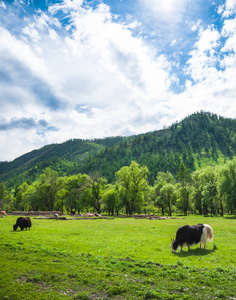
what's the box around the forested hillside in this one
[1,111,236,216]
[0,136,130,186]
[1,111,236,187]
[80,111,236,183]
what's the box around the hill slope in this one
[0,136,130,185]
[1,111,236,186]
[80,111,236,183]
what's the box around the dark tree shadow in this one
[223,216,236,219]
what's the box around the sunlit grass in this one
[1,215,236,299]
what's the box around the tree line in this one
[1,158,236,216]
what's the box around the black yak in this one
[171,224,213,252]
[13,217,32,231]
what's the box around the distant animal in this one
[54,213,59,220]
[171,224,213,253]
[0,211,7,216]
[13,217,32,231]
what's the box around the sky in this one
[0,0,236,161]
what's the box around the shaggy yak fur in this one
[13,217,32,231]
[171,224,213,252]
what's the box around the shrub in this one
[74,291,90,300]
[144,289,162,299]
[107,284,127,296]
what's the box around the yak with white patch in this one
[171,224,213,253]
[13,217,32,231]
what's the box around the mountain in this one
[80,111,236,183]
[1,111,236,187]
[0,136,131,185]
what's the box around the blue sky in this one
[0,0,236,161]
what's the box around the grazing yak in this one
[171,224,213,253]
[13,217,32,231]
[0,211,7,217]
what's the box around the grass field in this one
[0,215,236,299]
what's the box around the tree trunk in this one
[161,207,164,215]
[220,199,224,216]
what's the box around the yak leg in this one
[200,242,206,249]
[188,246,191,251]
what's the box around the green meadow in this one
[0,215,235,299]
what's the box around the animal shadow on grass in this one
[12,230,31,233]
[174,248,215,257]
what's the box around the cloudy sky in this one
[0,0,236,161]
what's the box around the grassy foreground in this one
[0,215,235,299]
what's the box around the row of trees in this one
[1,159,236,216]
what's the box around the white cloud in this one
[47,1,171,104]
[0,1,6,9]
[1,0,236,161]
[0,27,50,82]
[191,20,201,32]
[222,18,236,36]
[181,5,236,120]
[22,24,41,42]
[141,0,186,16]
[139,0,189,27]
[0,1,173,160]
[186,26,220,82]
[222,0,236,17]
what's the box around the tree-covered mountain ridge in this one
[1,111,236,186]
[0,136,130,184]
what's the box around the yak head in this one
[170,238,178,253]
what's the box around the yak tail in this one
[204,224,213,242]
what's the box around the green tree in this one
[219,159,236,213]
[116,161,149,215]
[54,177,67,212]
[143,186,157,215]
[23,185,38,211]
[36,168,59,211]
[65,174,87,214]
[159,183,176,216]
[0,182,13,212]
[191,170,203,214]
[200,167,218,215]
[15,182,29,210]
[85,173,107,214]
[176,186,191,215]
[154,171,174,215]
[102,185,121,216]
[176,160,189,186]
[192,167,218,215]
